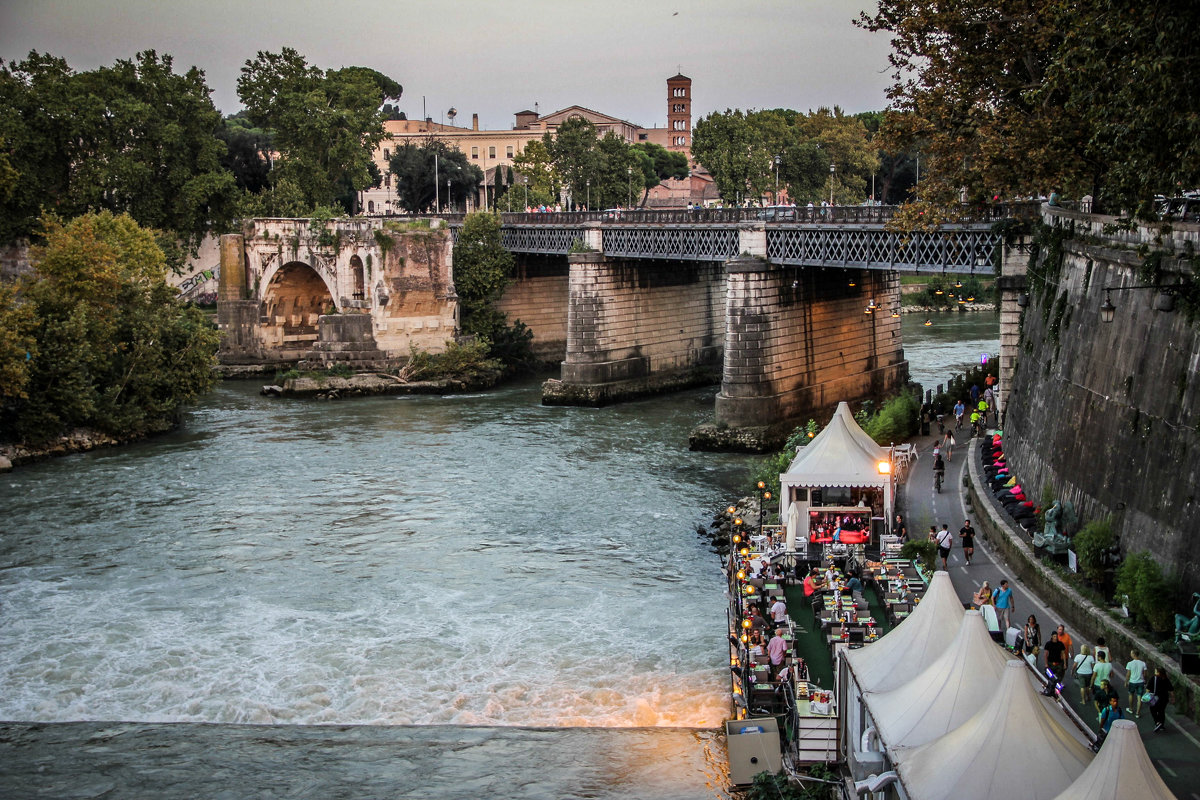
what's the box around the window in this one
[638,133,648,140]
[384,174,390,188]
[674,136,687,146]
[471,147,479,159]
[673,120,687,130]
[488,146,496,158]
[506,145,514,158]
[673,104,686,113]
[673,87,687,97]
[368,201,375,213]
[383,148,390,160]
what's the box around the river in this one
[0,312,996,798]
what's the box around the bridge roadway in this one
[441,203,1037,275]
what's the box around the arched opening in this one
[350,255,365,301]
[368,200,375,214]
[260,261,335,355]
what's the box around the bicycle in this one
[934,469,944,493]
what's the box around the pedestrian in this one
[993,579,1015,631]
[958,519,976,564]
[941,429,956,461]
[767,628,788,679]
[1125,649,1147,718]
[1023,614,1042,658]
[1148,665,1173,731]
[970,383,981,404]
[934,524,953,570]
[1054,624,1075,661]
[1094,636,1110,665]
[769,596,788,626]
[1043,630,1066,695]
[1091,651,1113,711]
[893,513,907,541]
[1073,644,1096,704]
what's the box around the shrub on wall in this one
[1116,551,1176,634]
[1072,517,1116,584]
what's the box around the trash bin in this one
[725,717,782,786]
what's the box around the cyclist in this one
[953,399,965,429]
[933,452,946,492]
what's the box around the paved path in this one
[900,425,1200,800]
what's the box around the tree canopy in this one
[237,48,402,214]
[388,140,483,214]
[0,212,219,444]
[631,142,690,206]
[691,108,879,205]
[0,50,238,246]
[859,0,1200,215]
[451,212,534,370]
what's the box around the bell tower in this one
[666,73,691,153]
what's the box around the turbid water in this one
[0,312,995,799]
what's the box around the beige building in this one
[361,75,697,214]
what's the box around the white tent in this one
[864,610,1011,748]
[843,571,964,694]
[892,661,1093,800]
[779,401,893,536]
[1051,719,1176,800]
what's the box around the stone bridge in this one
[212,206,1033,449]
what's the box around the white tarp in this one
[843,571,964,694]
[785,504,800,552]
[782,402,889,488]
[864,610,1011,748]
[1051,719,1176,800]
[892,661,1093,800]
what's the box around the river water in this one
[0,312,995,798]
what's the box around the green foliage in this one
[859,1,1200,215]
[691,107,879,205]
[903,275,991,308]
[745,768,837,800]
[862,390,920,444]
[1072,518,1116,584]
[749,420,820,492]
[510,140,560,208]
[1116,551,1176,633]
[1,212,219,444]
[901,539,939,573]
[388,139,482,213]
[0,50,238,245]
[451,212,533,370]
[238,48,401,214]
[630,141,689,205]
[405,339,503,383]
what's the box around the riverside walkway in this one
[901,426,1200,799]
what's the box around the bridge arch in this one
[259,261,337,355]
[349,254,365,300]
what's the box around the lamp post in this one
[627,165,633,208]
[773,155,781,204]
[434,152,439,214]
[756,480,773,537]
[586,178,590,211]
[829,162,836,206]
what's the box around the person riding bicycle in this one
[933,453,946,490]
[953,399,965,429]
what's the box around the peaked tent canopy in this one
[1051,719,1176,800]
[864,610,1012,748]
[783,401,888,486]
[892,661,1093,800]
[844,571,964,694]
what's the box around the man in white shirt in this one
[770,597,788,626]
[935,524,954,570]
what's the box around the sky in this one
[1,0,895,129]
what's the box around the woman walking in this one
[1023,615,1041,659]
[1091,651,1113,712]
[1148,665,1173,732]
[1073,645,1096,704]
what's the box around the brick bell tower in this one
[667,73,691,154]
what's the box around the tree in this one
[631,142,689,205]
[858,0,1200,215]
[0,50,239,246]
[510,139,560,208]
[237,48,402,214]
[594,131,640,209]
[544,117,599,208]
[388,140,482,214]
[218,112,272,194]
[1,212,219,444]
[451,212,533,370]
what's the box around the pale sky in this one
[1,0,894,129]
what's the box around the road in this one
[899,423,1200,799]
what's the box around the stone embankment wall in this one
[495,255,569,364]
[1005,206,1200,590]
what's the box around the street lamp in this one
[627,165,633,208]
[755,480,773,537]
[773,155,781,204]
[447,178,452,212]
[586,178,591,211]
[829,163,836,206]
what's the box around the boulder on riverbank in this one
[267,369,502,399]
[0,427,148,469]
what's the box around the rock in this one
[0,455,11,472]
[261,385,283,396]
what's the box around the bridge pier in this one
[691,257,908,452]
[541,252,726,406]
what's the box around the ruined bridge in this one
[215,205,1033,450]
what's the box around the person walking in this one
[1054,624,1075,661]
[1023,614,1042,658]
[958,519,976,565]
[1043,631,1066,695]
[934,524,953,570]
[1125,649,1147,717]
[767,628,789,680]
[941,429,956,462]
[993,579,1015,631]
[1148,665,1173,732]
[1073,645,1096,704]
[1091,651,1113,711]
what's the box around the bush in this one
[406,339,503,383]
[862,390,920,444]
[901,539,939,572]
[1072,517,1116,584]
[749,420,819,492]
[1116,551,1176,633]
